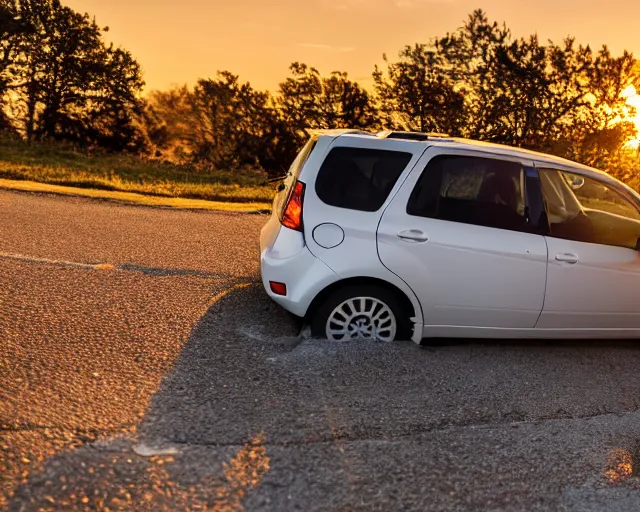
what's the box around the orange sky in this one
[64,0,640,93]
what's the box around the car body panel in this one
[260,224,339,318]
[377,146,549,334]
[537,227,640,330]
[299,134,428,341]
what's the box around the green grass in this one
[0,137,276,205]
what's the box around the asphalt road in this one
[2,189,640,511]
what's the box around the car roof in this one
[327,130,633,191]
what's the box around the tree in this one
[189,72,275,170]
[10,0,144,150]
[0,0,32,132]
[373,44,464,134]
[145,80,296,176]
[573,49,640,168]
[143,86,197,161]
[435,9,510,139]
[481,36,592,150]
[277,62,378,141]
[435,10,591,148]
[434,9,639,165]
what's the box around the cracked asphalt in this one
[2,189,640,511]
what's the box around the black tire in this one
[310,285,412,341]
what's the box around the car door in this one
[536,167,640,330]
[377,147,549,333]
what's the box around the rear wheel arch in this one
[306,277,418,339]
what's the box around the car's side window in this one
[315,147,413,212]
[539,168,640,250]
[407,155,529,232]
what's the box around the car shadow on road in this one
[9,283,640,511]
[133,285,640,508]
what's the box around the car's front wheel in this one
[311,285,410,342]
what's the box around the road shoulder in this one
[0,178,272,213]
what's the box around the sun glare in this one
[622,85,640,149]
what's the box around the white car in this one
[259,130,640,343]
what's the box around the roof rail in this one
[377,130,453,141]
[308,128,374,137]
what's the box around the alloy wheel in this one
[325,296,397,341]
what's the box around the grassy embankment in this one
[1,136,638,213]
[0,137,275,212]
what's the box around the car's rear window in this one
[315,147,412,212]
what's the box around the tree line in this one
[1,1,639,178]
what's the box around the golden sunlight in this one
[622,85,640,148]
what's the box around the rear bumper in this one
[260,225,338,318]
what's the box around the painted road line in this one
[0,252,116,271]
[0,252,259,281]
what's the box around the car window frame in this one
[405,153,549,235]
[537,166,640,250]
[313,145,415,213]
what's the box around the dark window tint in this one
[315,147,412,212]
[407,155,528,232]
[539,169,640,250]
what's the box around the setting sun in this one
[623,85,640,148]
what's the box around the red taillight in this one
[270,281,287,296]
[282,181,305,232]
